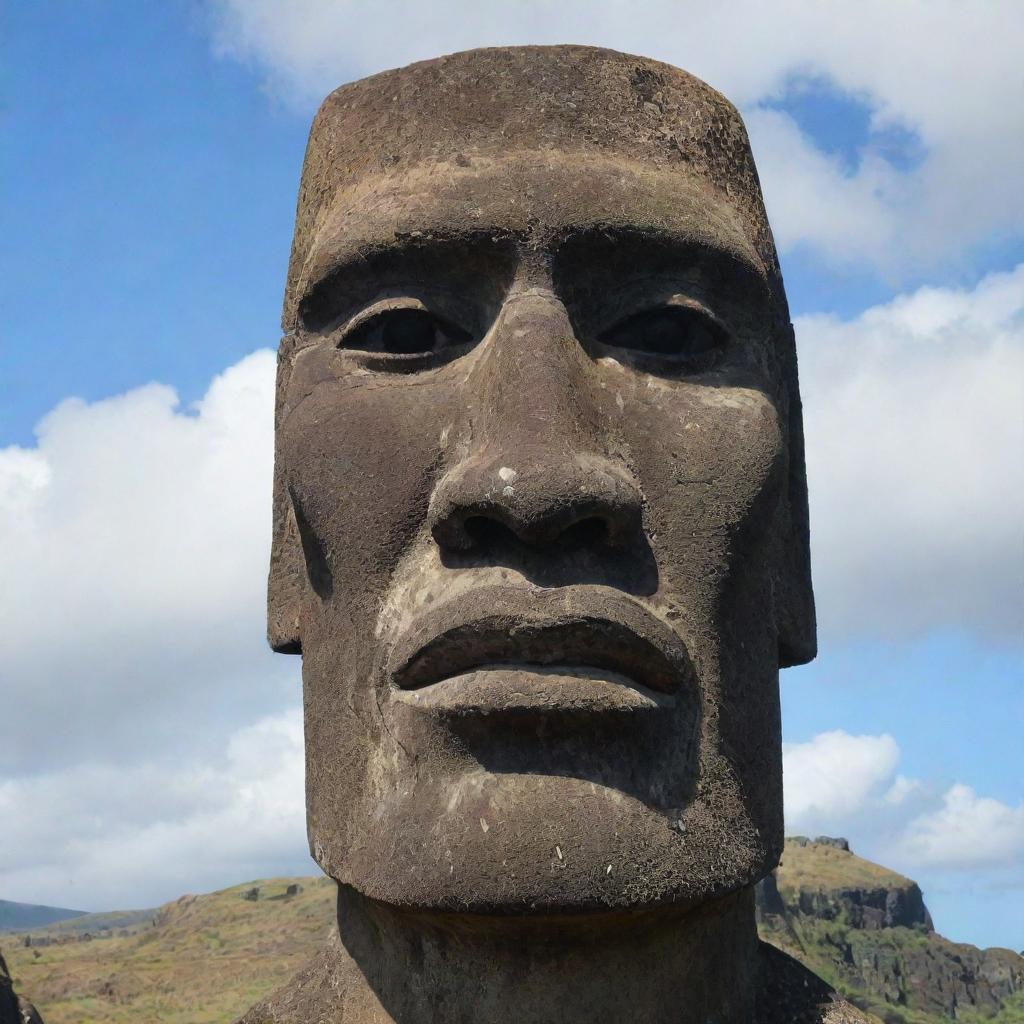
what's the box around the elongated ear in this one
[267,345,303,654]
[775,322,817,667]
[268,491,304,654]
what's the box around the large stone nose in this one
[428,290,643,552]
[429,450,643,551]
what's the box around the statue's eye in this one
[342,308,473,356]
[600,306,726,363]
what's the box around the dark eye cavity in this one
[600,305,726,363]
[342,308,473,356]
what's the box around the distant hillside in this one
[0,900,87,934]
[11,906,157,940]
[756,837,1024,1024]
[3,843,1021,1024]
[2,878,334,1024]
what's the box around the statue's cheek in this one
[282,378,457,587]
[626,383,786,545]
[697,387,787,519]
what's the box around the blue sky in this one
[3,3,303,443]
[2,2,1021,952]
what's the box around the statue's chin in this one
[312,771,773,916]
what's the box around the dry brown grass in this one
[776,840,912,895]
[3,877,334,1024]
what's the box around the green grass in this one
[3,877,335,1024]
[959,994,1024,1024]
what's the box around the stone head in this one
[268,45,815,917]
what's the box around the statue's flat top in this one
[281,44,782,332]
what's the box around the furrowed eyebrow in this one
[552,224,771,301]
[297,230,519,331]
[296,221,772,332]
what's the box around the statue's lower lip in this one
[390,664,676,713]
[386,592,693,698]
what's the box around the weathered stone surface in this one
[239,939,877,1024]
[757,944,882,1024]
[247,43,870,1023]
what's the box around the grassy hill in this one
[2,878,335,1024]
[3,842,1021,1024]
[10,907,157,941]
[0,900,88,934]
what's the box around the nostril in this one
[463,515,520,549]
[429,455,644,554]
[560,517,610,548]
[458,513,614,552]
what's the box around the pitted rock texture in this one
[259,40,825,1024]
[237,940,877,1024]
[280,44,787,334]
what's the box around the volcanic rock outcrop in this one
[757,838,1024,1022]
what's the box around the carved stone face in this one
[269,47,815,916]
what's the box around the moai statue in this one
[241,45,870,1024]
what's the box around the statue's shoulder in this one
[757,941,880,1024]
[235,946,346,1024]
[237,937,880,1024]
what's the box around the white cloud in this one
[884,776,922,807]
[895,785,1024,871]
[782,730,1023,946]
[206,0,1024,275]
[798,264,1024,643]
[0,709,308,910]
[742,107,899,268]
[0,349,298,773]
[784,732,1024,876]
[0,351,310,909]
[784,730,901,827]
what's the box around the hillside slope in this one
[0,902,87,935]
[3,843,1021,1024]
[3,879,334,1024]
[756,838,1024,1024]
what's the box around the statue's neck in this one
[328,884,762,1024]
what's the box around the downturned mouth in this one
[387,589,693,698]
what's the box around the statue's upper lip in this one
[386,586,692,697]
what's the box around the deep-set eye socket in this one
[326,292,728,375]
[339,304,474,358]
[598,304,728,366]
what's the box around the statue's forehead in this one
[282,47,781,330]
[290,150,767,327]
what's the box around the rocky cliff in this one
[756,838,1024,1023]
